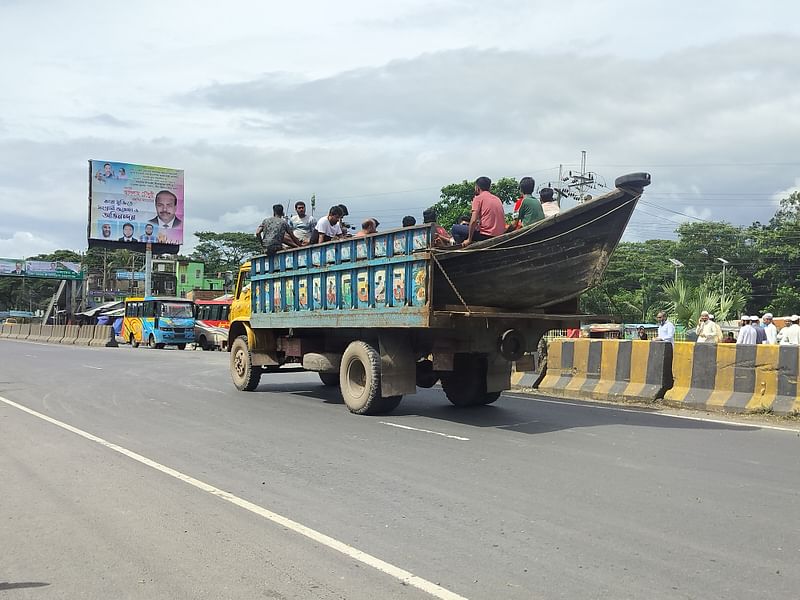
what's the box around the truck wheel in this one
[129,333,139,348]
[441,354,491,407]
[340,341,389,415]
[176,343,186,350]
[319,372,339,387]
[148,334,157,349]
[230,335,261,391]
[199,336,211,351]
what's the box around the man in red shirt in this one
[463,176,506,247]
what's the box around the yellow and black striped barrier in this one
[534,339,673,403]
[664,342,800,415]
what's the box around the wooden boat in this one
[431,172,651,311]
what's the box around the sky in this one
[1,0,799,259]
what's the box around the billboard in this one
[88,160,184,252]
[0,258,83,280]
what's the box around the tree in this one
[190,232,262,274]
[432,177,520,229]
[661,279,746,327]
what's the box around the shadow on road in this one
[0,582,50,590]
[253,376,760,434]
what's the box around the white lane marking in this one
[82,365,103,370]
[379,421,469,441]
[502,393,800,433]
[0,395,469,600]
[25,354,36,358]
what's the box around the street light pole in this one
[668,258,684,285]
[716,258,729,300]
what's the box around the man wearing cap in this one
[778,315,800,345]
[751,315,767,344]
[762,313,778,344]
[709,314,723,344]
[695,311,719,343]
[736,316,758,345]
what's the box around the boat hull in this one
[432,179,647,311]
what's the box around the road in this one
[1,340,799,599]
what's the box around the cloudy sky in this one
[1,0,799,258]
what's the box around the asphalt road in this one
[1,340,799,599]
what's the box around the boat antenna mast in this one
[554,150,599,205]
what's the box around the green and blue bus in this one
[122,296,195,349]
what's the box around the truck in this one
[226,173,651,414]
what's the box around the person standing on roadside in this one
[709,314,724,343]
[653,311,675,344]
[463,176,506,247]
[736,316,758,345]
[696,311,719,343]
[762,313,778,344]
[751,315,767,344]
[778,315,800,345]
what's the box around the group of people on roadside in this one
[642,311,800,346]
[256,176,561,255]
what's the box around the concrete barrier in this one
[27,324,41,341]
[0,324,10,338]
[60,325,80,345]
[511,353,543,388]
[664,342,800,416]
[535,339,673,403]
[90,325,118,347]
[75,325,95,346]
[47,325,66,344]
[7,324,22,339]
[33,324,53,342]
[18,323,31,340]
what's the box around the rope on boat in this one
[431,252,471,314]
[437,195,640,255]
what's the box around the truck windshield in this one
[160,302,193,318]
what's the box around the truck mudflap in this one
[379,333,417,397]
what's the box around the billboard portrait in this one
[0,258,83,280]
[88,160,184,251]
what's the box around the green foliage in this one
[190,231,262,274]
[661,279,746,327]
[433,177,520,229]
[764,285,800,316]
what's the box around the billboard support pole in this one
[145,243,153,297]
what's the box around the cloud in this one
[0,231,59,259]
[76,113,136,128]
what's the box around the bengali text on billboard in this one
[88,160,184,248]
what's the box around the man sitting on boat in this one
[462,176,506,247]
[506,176,544,232]
[539,187,560,218]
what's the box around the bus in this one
[122,296,195,349]
[194,298,231,351]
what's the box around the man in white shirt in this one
[695,311,719,343]
[309,206,344,244]
[653,311,675,344]
[762,313,778,344]
[736,316,757,345]
[779,315,800,345]
[289,201,317,243]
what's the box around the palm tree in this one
[661,280,745,327]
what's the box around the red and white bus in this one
[193,298,231,350]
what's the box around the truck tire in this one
[441,354,492,407]
[319,372,339,387]
[199,336,211,351]
[230,335,261,391]
[415,359,438,388]
[148,334,157,349]
[340,341,399,415]
[129,333,139,348]
[176,343,186,350]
